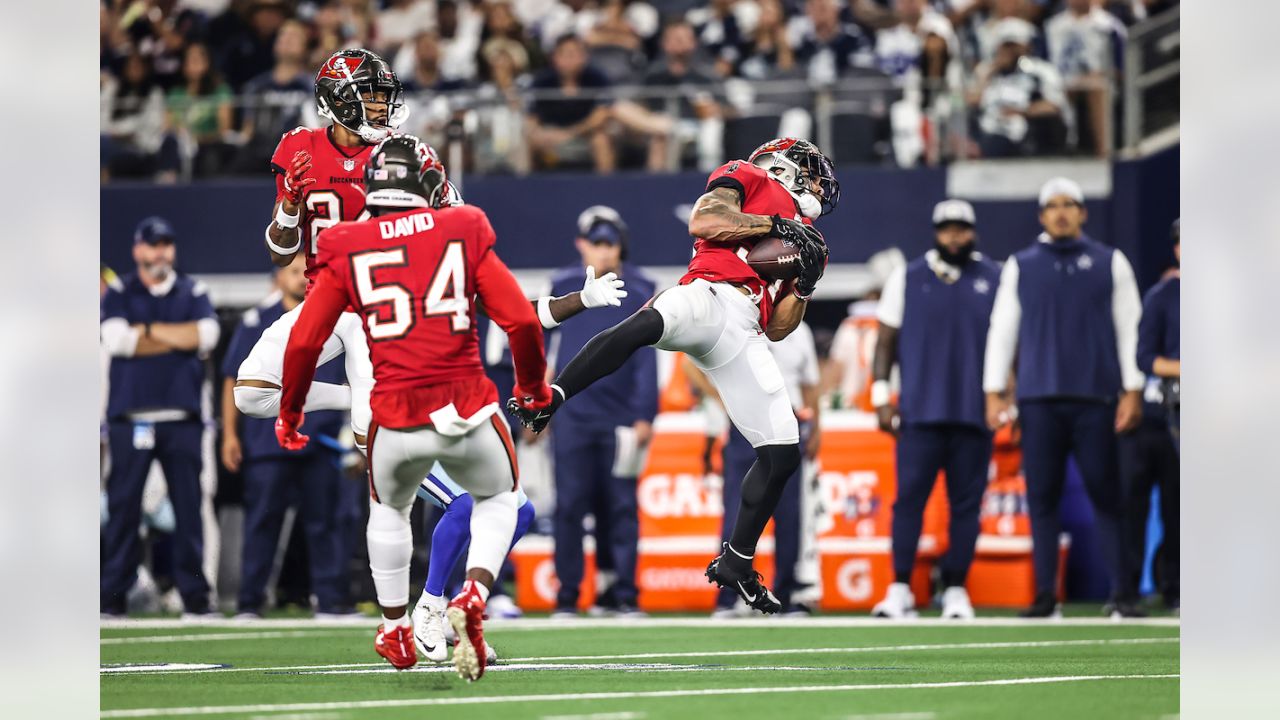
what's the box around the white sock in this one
[469,580,491,603]
[465,490,519,579]
[420,592,445,610]
[383,612,411,629]
[367,502,413,609]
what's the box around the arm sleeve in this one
[1111,250,1145,392]
[875,265,907,329]
[191,281,220,357]
[1136,288,1162,376]
[474,251,547,396]
[632,343,660,423]
[100,318,139,358]
[983,257,1022,393]
[279,268,349,422]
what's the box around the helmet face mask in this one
[364,135,448,211]
[315,49,409,144]
[748,138,841,217]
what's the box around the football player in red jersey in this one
[510,138,839,614]
[234,49,622,453]
[275,135,553,681]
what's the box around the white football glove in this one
[579,265,627,308]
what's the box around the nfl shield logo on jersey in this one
[343,159,356,171]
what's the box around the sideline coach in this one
[983,178,1145,618]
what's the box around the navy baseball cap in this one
[585,219,625,245]
[134,216,176,245]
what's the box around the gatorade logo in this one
[638,474,721,518]
[836,558,873,602]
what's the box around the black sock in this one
[555,307,664,400]
[727,444,801,563]
[894,571,912,585]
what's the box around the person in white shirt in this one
[1044,0,1126,156]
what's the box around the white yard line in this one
[99,673,1180,718]
[101,637,1177,675]
[101,631,356,646]
[101,615,1181,634]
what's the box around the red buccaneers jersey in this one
[279,205,548,430]
[271,126,373,293]
[680,160,810,327]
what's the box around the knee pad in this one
[233,384,280,419]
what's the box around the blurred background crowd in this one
[101,0,1178,182]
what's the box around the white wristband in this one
[265,224,302,256]
[870,380,892,408]
[274,204,300,229]
[537,296,560,329]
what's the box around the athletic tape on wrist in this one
[274,204,300,229]
[264,225,302,256]
[871,380,892,408]
[537,296,560,329]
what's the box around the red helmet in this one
[748,138,841,216]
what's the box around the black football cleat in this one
[505,390,562,433]
[705,543,781,615]
[1103,599,1149,619]
[1018,591,1062,619]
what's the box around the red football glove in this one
[511,382,552,411]
[282,150,316,204]
[275,413,310,451]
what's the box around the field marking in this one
[101,615,1181,637]
[273,662,821,677]
[99,673,1180,718]
[840,714,936,720]
[542,714,645,720]
[101,631,355,646]
[101,636,1177,676]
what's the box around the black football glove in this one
[793,235,828,300]
[769,214,824,248]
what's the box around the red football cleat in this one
[374,622,417,670]
[447,581,489,681]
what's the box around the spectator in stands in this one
[402,31,469,93]
[166,42,236,177]
[968,18,1067,157]
[869,200,1000,620]
[641,19,724,172]
[477,0,546,80]
[534,0,595,52]
[688,0,747,77]
[100,217,220,618]
[790,0,876,84]
[547,207,658,618]
[101,52,180,182]
[373,0,435,57]
[584,0,645,54]
[1045,0,1126,156]
[398,31,471,151]
[221,255,355,619]
[739,0,798,81]
[233,19,313,175]
[216,0,289,90]
[949,0,1030,67]
[1120,223,1179,612]
[984,177,1145,618]
[310,0,368,66]
[434,0,484,83]
[473,38,534,173]
[526,34,616,172]
[875,0,958,82]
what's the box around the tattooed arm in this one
[686,186,774,244]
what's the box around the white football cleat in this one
[871,582,918,619]
[940,586,976,620]
[485,641,498,665]
[412,593,449,663]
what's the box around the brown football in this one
[745,236,803,281]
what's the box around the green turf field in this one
[101,612,1179,719]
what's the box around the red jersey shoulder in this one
[436,205,497,254]
[706,160,769,198]
[270,126,321,175]
[312,221,368,269]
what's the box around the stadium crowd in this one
[101,0,1176,181]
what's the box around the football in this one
[745,236,803,281]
